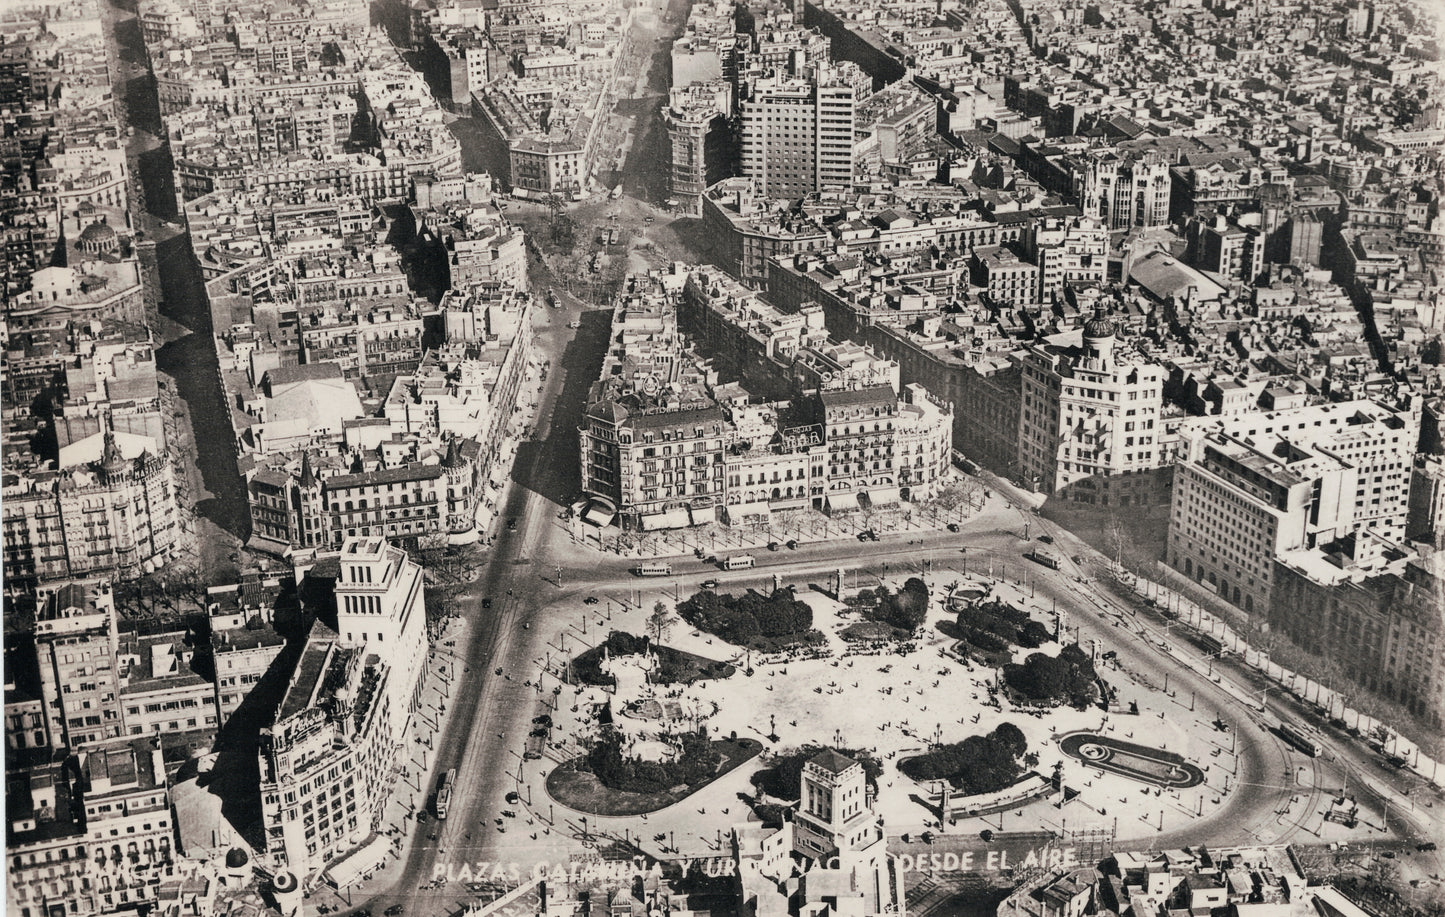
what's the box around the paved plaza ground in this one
[470,566,1360,873]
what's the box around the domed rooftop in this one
[225,848,250,869]
[1082,306,1115,340]
[78,220,118,244]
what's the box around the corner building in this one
[1017,311,1167,504]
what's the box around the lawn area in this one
[566,631,736,686]
[546,736,762,816]
[839,621,908,642]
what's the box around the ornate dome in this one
[1082,307,1115,340]
[77,219,120,255]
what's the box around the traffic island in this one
[1058,732,1204,788]
[544,735,762,816]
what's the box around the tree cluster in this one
[677,589,814,647]
[858,578,930,631]
[582,727,721,795]
[750,746,883,800]
[958,599,1053,652]
[1002,644,1100,708]
[570,631,732,686]
[897,722,1028,795]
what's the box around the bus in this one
[723,554,755,570]
[435,768,457,818]
[631,562,672,576]
[1279,722,1322,757]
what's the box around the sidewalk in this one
[565,472,1010,561]
[474,359,547,540]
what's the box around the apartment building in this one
[1017,311,1168,503]
[206,577,287,727]
[817,385,900,512]
[3,432,181,588]
[258,620,396,879]
[580,402,731,530]
[663,81,737,215]
[1166,398,1421,614]
[1074,149,1171,231]
[34,583,126,750]
[1021,213,1108,304]
[739,69,855,199]
[6,738,183,917]
[1273,538,1443,724]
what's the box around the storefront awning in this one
[640,508,692,530]
[325,834,390,889]
[866,486,903,507]
[583,504,615,527]
[723,502,771,525]
[689,504,718,525]
[825,492,859,513]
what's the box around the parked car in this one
[1037,534,1054,544]
[946,523,960,533]
[701,579,718,589]
[482,597,492,608]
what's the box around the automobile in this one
[979,829,995,842]
[865,530,879,541]
[767,542,779,551]
[1071,555,1083,565]
[946,523,960,533]
[1383,851,1397,859]
[786,539,797,549]
[701,579,718,589]
[583,596,599,605]
[1037,534,1054,544]
[1213,718,1229,731]
[857,532,870,542]
[1418,842,1437,852]
[386,906,405,916]
[482,598,492,609]
[507,518,518,531]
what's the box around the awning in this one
[325,834,390,889]
[866,486,903,507]
[825,492,859,513]
[688,505,718,525]
[723,502,771,525]
[583,505,615,527]
[640,508,691,530]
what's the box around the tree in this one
[649,601,673,644]
[898,723,1028,795]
